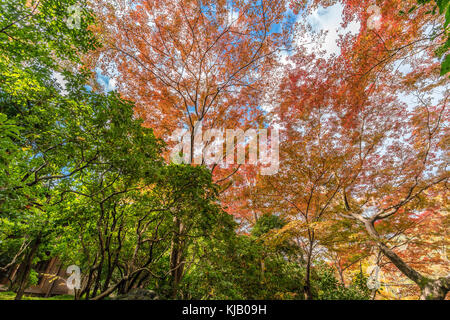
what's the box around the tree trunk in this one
[260,259,265,282]
[169,216,185,299]
[337,261,345,286]
[419,277,449,300]
[14,235,41,300]
[364,220,449,300]
[303,243,314,300]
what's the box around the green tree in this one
[413,0,450,75]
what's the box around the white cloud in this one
[295,3,360,58]
[263,3,360,112]
[52,72,68,96]
[108,78,117,91]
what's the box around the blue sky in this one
[92,2,362,95]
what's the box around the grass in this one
[0,291,74,300]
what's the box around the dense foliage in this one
[0,0,448,300]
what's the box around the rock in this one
[112,288,159,300]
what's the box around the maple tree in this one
[86,1,295,295]
[1,0,448,302]
[89,0,291,162]
[331,0,449,300]
[370,207,449,299]
[247,0,449,299]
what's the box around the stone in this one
[112,288,159,300]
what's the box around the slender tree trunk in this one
[336,261,345,286]
[304,244,314,300]
[90,258,104,298]
[79,266,96,300]
[14,235,41,300]
[260,259,265,282]
[169,216,185,299]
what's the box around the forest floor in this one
[0,291,74,300]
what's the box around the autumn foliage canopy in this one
[0,0,448,300]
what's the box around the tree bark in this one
[14,235,41,300]
[303,242,314,300]
[169,216,185,299]
[364,220,449,300]
[419,277,450,300]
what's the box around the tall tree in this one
[266,0,449,299]
[0,0,101,299]
[88,0,291,169]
